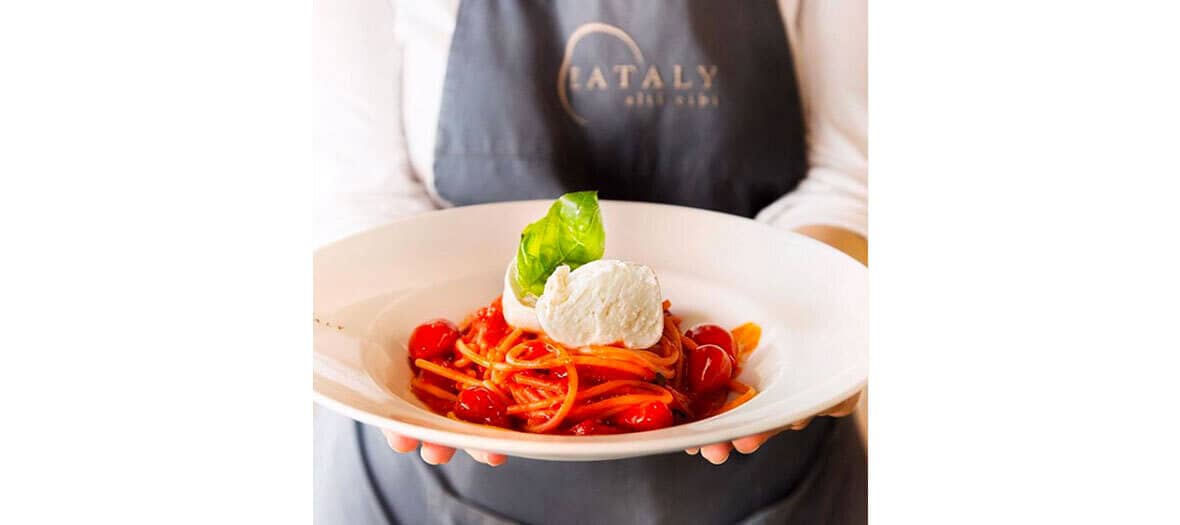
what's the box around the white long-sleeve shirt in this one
[314,0,867,246]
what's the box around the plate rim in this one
[315,199,864,267]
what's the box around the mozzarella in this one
[535,260,664,349]
[501,260,543,332]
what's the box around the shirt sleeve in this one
[314,0,438,247]
[757,0,868,239]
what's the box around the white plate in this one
[313,200,867,461]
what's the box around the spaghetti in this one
[407,296,761,435]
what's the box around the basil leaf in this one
[512,191,605,300]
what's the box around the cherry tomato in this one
[454,386,511,428]
[568,419,623,435]
[685,324,736,360]
[611,402,674,432]
[465,297,509,347]
[687,343,734,394]
[408,319,460,359]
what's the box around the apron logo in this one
[557,23,719,125]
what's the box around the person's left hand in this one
[683,390,862,464]
[380,430,507,467]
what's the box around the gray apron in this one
[315,411,864,525]
[316,1,865,523]
[432,0,808,216]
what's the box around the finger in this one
[465,449,490,465]
[465,449,507,467]
[684,447,700,455]
[822,391,863,418]
[732,431,776,454]
[382,430,420,454]
[483,453,507,467]
[700,443,733,465]
[419,443,457,465]
[788,417,814,431]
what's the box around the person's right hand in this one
[381,429,507,467]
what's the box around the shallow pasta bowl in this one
[313,200,867,461]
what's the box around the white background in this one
[2,1,1179,523]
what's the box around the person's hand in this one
[380,430,507,467]
[683,391,862,464]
